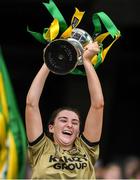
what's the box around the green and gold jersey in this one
[28,134,99,179]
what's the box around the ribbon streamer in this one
[43,0,67,32]
[27,26,47,44]
[43,19,59,41]
[92,12,120,38]
[61,8,85,39]
[90,12,121,70]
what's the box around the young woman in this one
[25,42,104,179]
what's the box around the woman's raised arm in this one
[25,63,50,143]
[83,42,104,143]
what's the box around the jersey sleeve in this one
[77,134,100,165]
[28,133,53,167]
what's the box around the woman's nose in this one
[67,122,72,128]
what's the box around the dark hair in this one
[46,106,81,140]
[48,106,81,125]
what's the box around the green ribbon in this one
[92,11,120,38]
[70,68,86,76]
[27,0,68,43]
[94,49,103,69]
[27,26,47,44]
[43,0,68,32]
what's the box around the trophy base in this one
[43,39,78,75]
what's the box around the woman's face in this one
[49,110,80,150]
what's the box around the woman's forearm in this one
[26,63,50,107]
[83,60,104,107]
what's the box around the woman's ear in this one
[48,124,54,133]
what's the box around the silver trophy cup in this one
[43,28,93,75]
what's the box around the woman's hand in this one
[83,42,100,62]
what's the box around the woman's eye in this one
[72,122,78,125]
[60,119,67,122]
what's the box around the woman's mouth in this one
[62,130,73,136]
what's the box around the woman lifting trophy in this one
[26,0,120,178]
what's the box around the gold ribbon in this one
[43,19,59,41]
[91,32,121,65]
[61,8,85,39]
[0,73,8,122]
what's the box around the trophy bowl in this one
[43,28,93,75]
